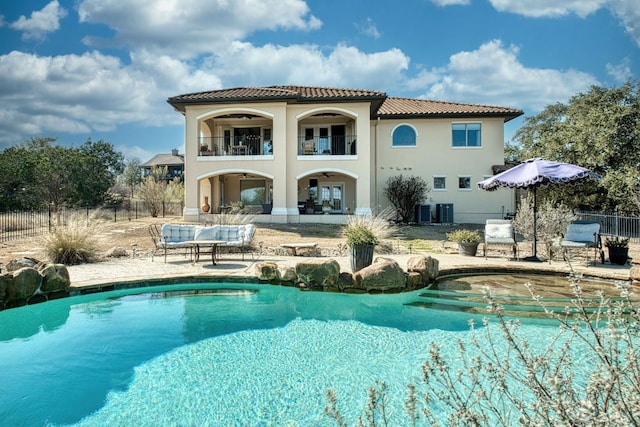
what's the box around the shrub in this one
[605,236,629,248]
[446,229,481,243]
[43,213,106,265]
[383,175,430,223]
[342,209,395,247]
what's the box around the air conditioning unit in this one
[435,203,454,223]
[414,204,432,224]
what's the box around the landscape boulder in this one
[631,264,640,284]
[255,262,280,281]
[39,264,71,293]
[6,257,40,272]
[278,266,298,284]
[354,257,406,292]
[407,255,439,285]
[0,258,71,310]
[6,267,42,305]
[295,259,340,290]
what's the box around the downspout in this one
[374,117,380,209]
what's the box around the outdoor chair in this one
[560,221,602,266]
[302,140,315,155]
[483,219,518,259]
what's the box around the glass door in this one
[320,184,343,212]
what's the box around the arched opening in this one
[198,109,274,157]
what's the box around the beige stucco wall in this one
[372,117,514,223]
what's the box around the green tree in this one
[512,81,640,211]
[0,137,124,210]
[383,175,430,223]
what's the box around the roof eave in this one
[377,111,524,122]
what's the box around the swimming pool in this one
[0,280,598,425]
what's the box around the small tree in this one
[513,195,577,257]
[136,166,167,217]
[383,175,430,223]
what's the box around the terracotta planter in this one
[350,244,375,272]
[457,242,479,257]
[201,196,210,213]
[608,247,629,265]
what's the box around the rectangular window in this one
[458,176,471,191]
[433,176,446,191]
[452,123,481,147]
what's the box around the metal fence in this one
[575,210,640,241]
[0,201,183,243]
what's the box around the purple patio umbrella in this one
[477,158,601,261]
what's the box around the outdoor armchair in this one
[560,221,602,266]
[483,219,518,259]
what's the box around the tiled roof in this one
[168,86,523,121]
[168,85,386,104]
[141,153,184,167]
[378,97,523,122]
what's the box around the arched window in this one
[392,125,416,147]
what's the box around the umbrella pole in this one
[533,187,538,257]
[523,187,543,262]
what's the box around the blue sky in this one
[0,0,638,163]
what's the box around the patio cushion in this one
[194,225,220,241]
[563,223,599,244]
[161,223,196,243]
[485,223,513,240]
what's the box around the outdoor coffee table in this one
[183,240,226,265]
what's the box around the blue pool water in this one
[0,282,564,426]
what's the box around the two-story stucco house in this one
[167,86,523,224]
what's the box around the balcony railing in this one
[197,134,358,157]
[199,136,272,157]
[298,135,357,156]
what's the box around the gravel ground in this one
[1,216,637,264]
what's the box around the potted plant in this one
[305,198,315,214]
[322,200,332,214]
[343,212,394,272]
[605,236,629,265]
[447,229,482,256]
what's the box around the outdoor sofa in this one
[150,223,256,262]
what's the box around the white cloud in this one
[356,17,381,39]
[9,0,67,40]
[0,49,223,144]
[488,0,605,18]
[416,40,599,112]
[487,0,640,46]
[606,58,633,82]
[204,42,410,90]
[77,0,322,58]
[608,0,640,47]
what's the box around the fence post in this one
[48,204,53,232]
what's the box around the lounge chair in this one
[483,219,518,259]
[560,221,602,266]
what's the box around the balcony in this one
[199,136,272,157]
[298,135,357,156]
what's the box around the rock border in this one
[255,255,440,293]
